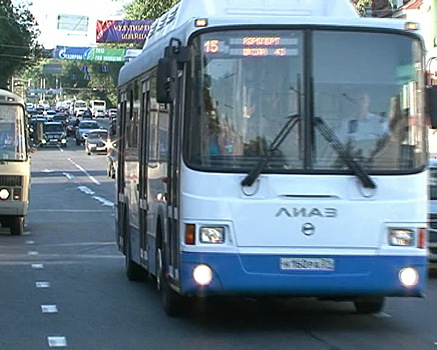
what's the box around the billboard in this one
[96,19,153,43]
[54,46,126,62]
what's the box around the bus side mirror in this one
[427,85,437,128]
[157,57,177,104]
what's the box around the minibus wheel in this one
[9,217,24,236]
[354,297,384,314]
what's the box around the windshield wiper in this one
[241,114,300,187]
[313,116,376,189]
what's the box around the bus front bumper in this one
[0,201,28,216]
[179,252,427,297]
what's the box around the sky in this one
[17,0,132,48]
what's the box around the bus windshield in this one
[0,104,27,161]
[185,29,426,174]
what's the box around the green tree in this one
[0,0,41,89]
[125,0,179,20]
[352,0,393,17]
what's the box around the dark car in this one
[66,119,78,137]
[41,122,67,147]
[52,113,69,126]
[75,120,100,145]
[85,129,109,155]
[82,109,93,119]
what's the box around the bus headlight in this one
[200,227,225,244]
[388,229,414,246]
[399,267,419,287]
[0,188,10,200]
[193,264,213,286]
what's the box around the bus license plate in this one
[280,257,335,271]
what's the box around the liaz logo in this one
[275,207,337,218]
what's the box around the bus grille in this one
[0,175,23,187]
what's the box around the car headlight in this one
[200,227,225,244]
[388,228,414,246]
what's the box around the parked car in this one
[429,159,437,269]
[84,129,109,155]
[75,120,100,145]
[41,122,67,147]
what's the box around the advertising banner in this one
[54,46,126,62]
[96,19,153,43]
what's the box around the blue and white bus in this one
[116,0,437,316]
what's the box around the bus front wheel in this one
[156,246,184,317]
[354,297,385,314]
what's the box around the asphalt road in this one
[0,126,436,350]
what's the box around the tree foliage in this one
[352,0,392,17]
[0,0,41,89]
[21,59,123,107]
[124,0,179,20]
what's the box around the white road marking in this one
[68,158,100,185]
[31,263,44,269]
[78,186,95,195]
[92,195,114,207]
[43,169,54,173]
[36,282,50,288]
[28,251,38,256]
[47,336,67,347]
[41,305,58,313]
[78,187,114,207]
[63,172,75,180]
[25,240,35,245]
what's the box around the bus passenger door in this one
[116,94,127,251]
[139,81,150,268]
[166,73,183,284]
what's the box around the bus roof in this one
[0,89,24,105]
[119,0,419,87]
[142,0,414,50]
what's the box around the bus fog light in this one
[193,264,213,286]
[389,229,414,246]
[0,188,10,200]
[399,267,419,287]
[200,227,224,244]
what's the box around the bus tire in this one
[124,226,144,281]
[354,297,384,314]
[156,245,184,317]
[10,217,24,236]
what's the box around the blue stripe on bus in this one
[179,252,427,296]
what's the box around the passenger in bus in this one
[338,92,391,160]
[0,124,15,148]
